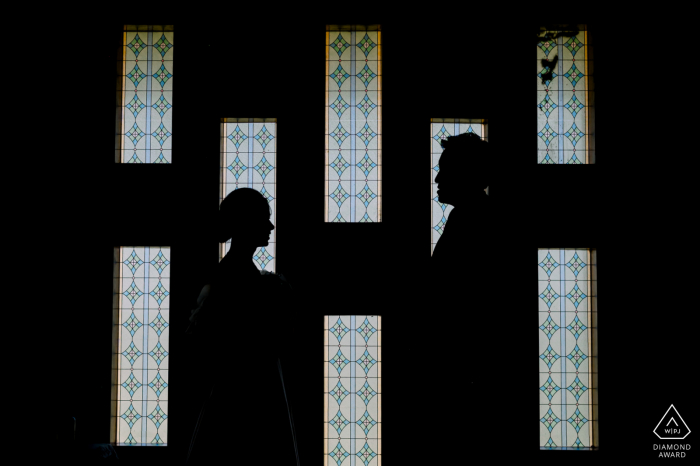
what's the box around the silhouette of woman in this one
[186,188,299,465]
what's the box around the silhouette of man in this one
[428,132,503,455]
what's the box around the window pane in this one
[325,316,381,465]
[112,246,170,445]
[430,119,488,255]
[220,118,277,271]
[118,25,173,163]
[537,26,593,164]
[326,26,382,222]
[538,248,597,449]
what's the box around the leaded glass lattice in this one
[538,248,597,449]
[220,118,277,271]
[325,316,381,466]
[112,247,170,446]
[430,119,488,255]
[118,25,173,163]
[326,26,382,222]
[537,26,593,164]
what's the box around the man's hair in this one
[440,131,491,174]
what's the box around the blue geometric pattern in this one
[254,125,274,149]
[152,64,172,87]
[227,125,248,149]
[330,154,350,177]
[357,349,377,374]
[150,250,170,274]
[121,404,142,429]
[357,443,377,466]
[330,381,349,404]
[330,318,349,342]
[357,317,377,342]
[123,281,144,305]
[537,29,589,164]
[152,94,172,117]
[148,341,169,366]
[148,405,167,428]
[121,372,142,397]
[330,442,350,466]
[330,350,350,374]
[330,184,350,207]
[126,95,145,117]
[538,249,595,449]
[330,410,350,434]
[356,123,377,146]
[326,315,380,462]
[540,344,560,369]
[357,411,377,435]
[149,281,169,305]
[149,312,169,337]
[330,124,350,145]
[538,122,557,147]
[122,341,142,366]
[356,184,377,208]
[565,284,586,308]
[327,29,381,222]
[538,252,559,276]
[356,94,377,118]
[330,95,350,117]
[540,407,560,432]
[123,312,143,337]
[356,64,377,87]
[539,315,560,339]
[539,283,560,308]
[330,65,350,87]
[540,376,560,401]
[148,372,168,397]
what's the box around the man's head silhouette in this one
[435,132,491,206]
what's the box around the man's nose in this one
[268,220,274,230]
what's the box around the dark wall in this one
[47,7,692,464]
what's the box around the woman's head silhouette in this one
[217,188,274,251]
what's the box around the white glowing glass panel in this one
[220,118,277,271]
[537,26,593,164]
[325,316,381,466]
[118,25,173,163]
[538,248,597,449]
[113,246,170,446]
[325,26,382,222]
[430,119,488,255]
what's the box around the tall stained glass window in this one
[537,25,594,164]
[325,316,381,466]
[538,248,597,449]
[112,247,171,445]
[430,119,488,255]
[220,118,276,271]
[117,25,173,163]
[325,26,382,222]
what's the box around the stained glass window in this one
[325,316,381,466]
[112,247,171,445]
[538,248,597,449]
[430,119,488,255]
[537,26,593,164]
[220,118,276,271]
[325,26,382,222]
[117,25,173,163]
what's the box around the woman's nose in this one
[268,220,274,230]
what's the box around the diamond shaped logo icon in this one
[653,405,691,439]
